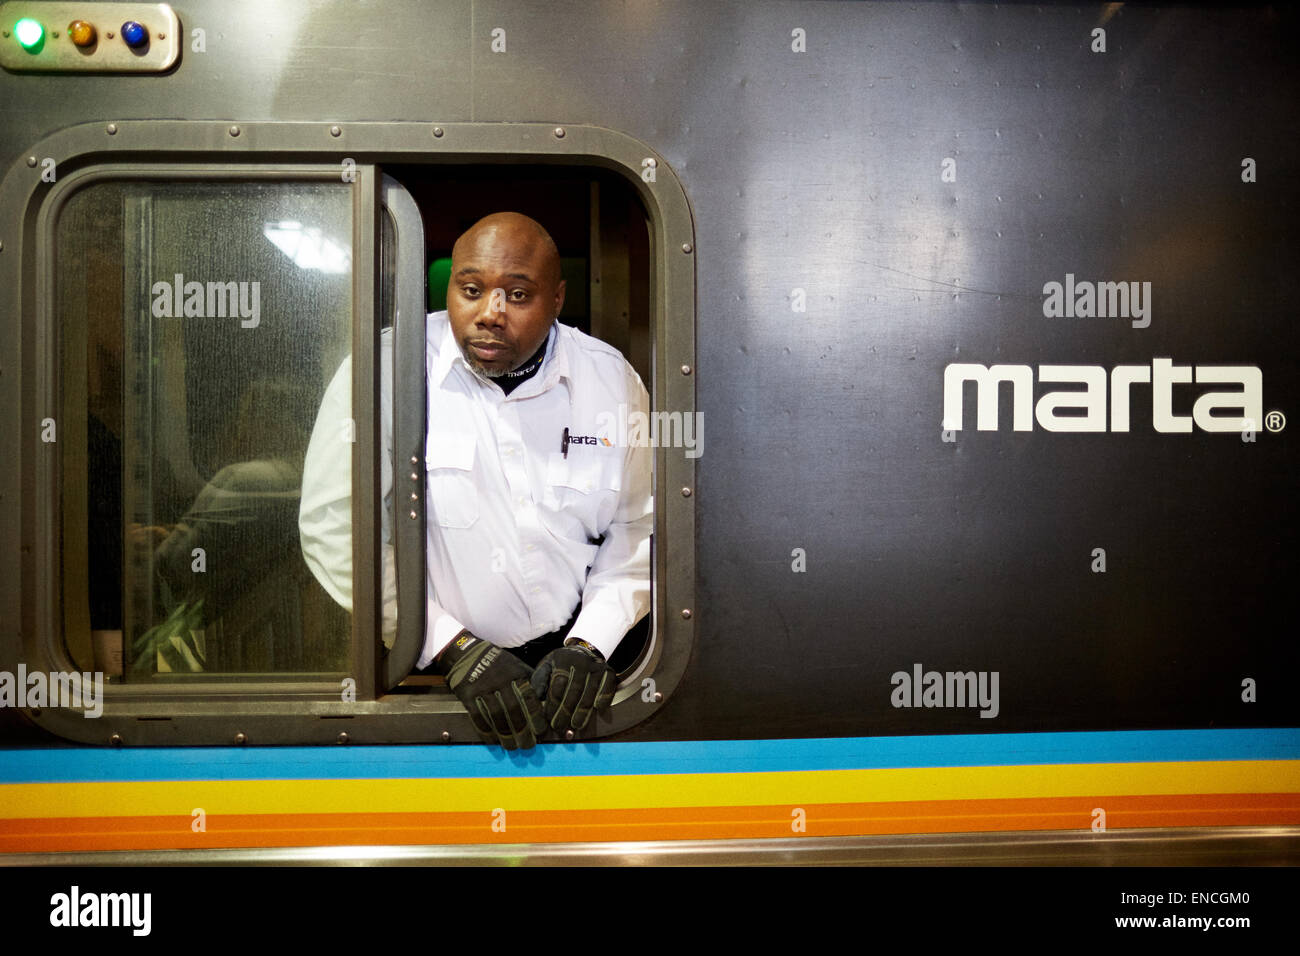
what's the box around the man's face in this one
[447,220,565,378]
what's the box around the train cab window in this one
[10,123,694,745]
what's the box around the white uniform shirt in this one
[299,311,652,668]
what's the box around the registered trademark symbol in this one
[1265,410,1285,433]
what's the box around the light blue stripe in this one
[0,729,1297,784]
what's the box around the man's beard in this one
[459,334,548,380]
[463,350,510,378]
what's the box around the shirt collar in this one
[429,313,462,389]
[537,323,571,392]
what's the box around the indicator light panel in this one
[1,2,179,72]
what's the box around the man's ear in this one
[553,279,566,318]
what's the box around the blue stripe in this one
[0,729,1297,784]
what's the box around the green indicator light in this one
[15,17,45,51]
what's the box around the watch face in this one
[565,639,603,660]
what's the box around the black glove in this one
[530,640,616,733]
[440,632,547,750]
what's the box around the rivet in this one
[337,732,349,744]
[680,608,692,620]
[106,123,118,135]
[229,126,241,137]
[554,127,566,138]
[109,733,123,747]
[234,732,247,744]
[681,243,693,253]
[681,487,692,497]
[441,731,451,742]
[410,456,419,465]
[433,127,444,138]
[410,472,419,482]
[409,510,418,520]
[680,364,692,375]
[51,31,59,38]
[26,156,36,167]
[106,31,114,39]
[565,730,575,741]
[653,692,663,703]
[157,32,165,40]
[0,240,5,252]
[330,125,341,137]
[410,492,419,502]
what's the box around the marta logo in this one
[943,358,1261,433]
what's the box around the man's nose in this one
[478,288,508,326]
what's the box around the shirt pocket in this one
[426,433,479,529]
[545,450,622,536]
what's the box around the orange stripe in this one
[2,793,1298,852]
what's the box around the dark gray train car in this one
[0,0,1295,864]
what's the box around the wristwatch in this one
[563,637,605,661]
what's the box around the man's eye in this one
[509,290,529,301]
[461,286,480,297]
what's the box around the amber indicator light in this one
[68,19,96,47]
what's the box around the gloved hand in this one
[440,631,547,750]
[530,640,616,733]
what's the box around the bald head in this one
[452,212,562,287]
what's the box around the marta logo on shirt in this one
[562,429,613,454]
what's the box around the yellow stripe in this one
[1,760,1296,819]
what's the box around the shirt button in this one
[526,544,535,551]
[530,587,540,594]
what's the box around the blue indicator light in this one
[120,20,147,47]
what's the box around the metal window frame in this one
[0,121,696,745]
[20,163,382,723]
[381,172,426,690]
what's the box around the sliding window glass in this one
[57,180,354,680]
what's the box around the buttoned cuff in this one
[567,602,644,661]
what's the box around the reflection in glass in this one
[262,220,352,274]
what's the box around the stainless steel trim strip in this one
[3,828,1298,867]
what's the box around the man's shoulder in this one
[555,322,634,373]
[555,323,647,407]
